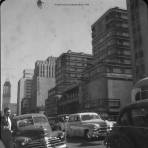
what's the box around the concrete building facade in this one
[81,7,133,118]
[45,87,59,117]
[55,50,92,114]
[55,50,92,93]
[17,69,34,115]
[32,56,56,111]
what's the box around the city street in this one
[67,138,105,148]
[0,139,106,148]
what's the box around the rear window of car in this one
[81,114,101,121]
[131,107,148,127]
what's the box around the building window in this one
[113,68,121,73]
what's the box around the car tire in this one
[84,130,91,141]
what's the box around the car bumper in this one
[54,144,68,148]
[90,130,107,138]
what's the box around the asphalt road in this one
[0,139,106,148]
[67,138,106,148]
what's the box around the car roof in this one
[69,112,98,116]
[120,99,148,114]
[14,113,47,120]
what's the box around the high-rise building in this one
[55,50,92,93]
[17,69,34,115]
[82,7,133,118]
[126,0,148,82]
[91,7,131,74]
[2,80,11,110]
[32,56,56,111]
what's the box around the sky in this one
[1,0,126,103]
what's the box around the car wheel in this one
[84,130,91,141]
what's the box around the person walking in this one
[1,107,12,148]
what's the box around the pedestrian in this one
[1,107,12,148]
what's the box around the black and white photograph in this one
[1,0,148,148]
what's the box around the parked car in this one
[11,113,68,148]
[67,112,108,140]
[105,99,148,148]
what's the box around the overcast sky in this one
[1,0,126,103]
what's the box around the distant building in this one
[127,0,148,101]
[81,7,133,118]
[2,80,11,111]
[58,84,81,114]
[32,57,56,112]
[55,50,92,93]
[21,98,30,114]
[45,87,59,117]
[17,69,34,115]
[9,103,17,115]
[55,50,92,114]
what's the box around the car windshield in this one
[81,114,101,121]
[17,117,34,128]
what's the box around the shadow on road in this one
[67,137,103,147]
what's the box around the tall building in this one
[17,69,34,115]
[127,0,148,83]
[92,7,131,74]
[126,0,148,101]
[45,50,92,115]
[82,7,133,118]
[55,50,92,93]
[2,80,11,110]
[32,56,56,111]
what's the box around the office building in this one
[55,50,92,93]
[32,56,56,111]
[82,7,133,118]
[17,69,34,115]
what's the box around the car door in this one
[72,115,83,137]
[130,107,148,148]
[67,115,75,137]
[118,110,132,137]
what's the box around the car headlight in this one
[57,132,65,141]
[21,137,32,146]
[93,124,100,131]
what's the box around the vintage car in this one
[105,99,148,148]
[11,113,68,148]
[66,112,108,140]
